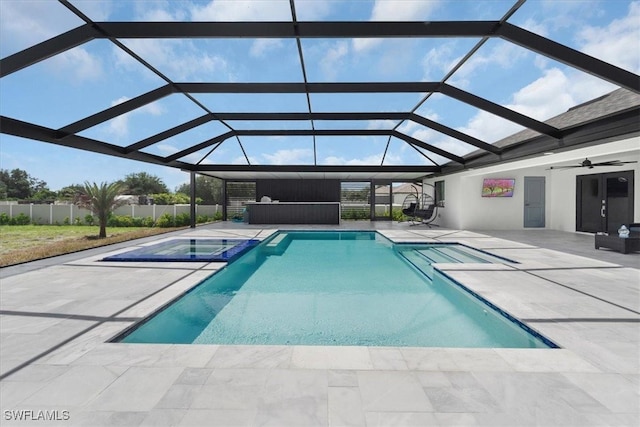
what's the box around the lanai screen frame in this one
[1,0,639,186]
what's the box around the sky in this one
[0,0,638,191]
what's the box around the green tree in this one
[176,176,223,204]
[121,172,168,195]
[76,181,127,238]
[0,168,49,200]
[0,180,7,199]
[151,192,196,205]
[57,184,84,202]
[32,188,57,201]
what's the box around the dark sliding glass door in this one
[576,170,634,233]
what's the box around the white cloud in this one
[232,155,251,164]
[74,0,113,21]
[140,8,179,21]
[507,68,574,119]
[454,66,616,144]
[129,0,189,21]
[189,0,291,21]
[367,120,399,130]
[519,17,550,38]
[320,41,350,80]
[0,1,104,81]
[262,148,313,165]
[292,0,333,20]
[444,1,638,147]
[456,110,522,143]
[353,0,441,52]
[115,39,230,81]
[322,152,408,166]
[449,42,528,89]
[0,0,82,56]
[49,46,104,82]
[250,39,284,58]
[105,96,165,139]
[422,43,460,80]
[155,144,178,155]
[369,0,441,21]
[578,1,640,73]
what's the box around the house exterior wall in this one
[424,137,640,232]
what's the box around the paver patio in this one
[0,223,638,426]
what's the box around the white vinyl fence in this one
[0,203,221,225]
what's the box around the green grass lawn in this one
[0,225,184,266]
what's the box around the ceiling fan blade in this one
[592,160,638,167]
[547,159,636,170]
[592,161,623,166]
[547,165,582,170]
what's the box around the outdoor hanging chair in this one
[400,184,438,227]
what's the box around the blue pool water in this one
[102,238,259,262]
[119,231,555,348]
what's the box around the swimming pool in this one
[117,231,556,348]
[102,238,259,262]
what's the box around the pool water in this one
[102,238,259,262]
[119,231,554,348]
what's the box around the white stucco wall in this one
[424,137,640,232]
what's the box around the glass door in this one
[372,181,392,221]
[606,172,633,232]
[576,171,634,233]
[576,175,603,232]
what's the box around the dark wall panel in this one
[256,179,340,202]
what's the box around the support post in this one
[222,180,227,221]
[190,171,196,228]
[369,181,375,220]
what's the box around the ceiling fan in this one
[547,158,638,170]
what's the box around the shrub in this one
[213,211,223,221]
[155,213,175,228]
[11,213,31,225]
[84,214,95,226]
[142,216,155,227]
[74,217,83,225]
[0,212,9,225]
[174,212,191,227]
[392,208,408,222]
[107,215,134,227]
[341,208,369,220]
[151,193,173,205]
[63,217,70,225]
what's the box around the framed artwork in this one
[482,178,515,197]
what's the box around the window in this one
[341,182,371,220]
[435,181,445,207]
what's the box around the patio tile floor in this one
[0,223,638,426]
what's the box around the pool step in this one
[263,233,291,256]
[398,250,434,279]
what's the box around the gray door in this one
[524,176,545,228]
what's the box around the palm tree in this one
[77,181,126,238]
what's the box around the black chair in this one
[403,203,437,227]
[402,202,417,217]
[413,204,437,226]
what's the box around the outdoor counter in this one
[245,202,340,224]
